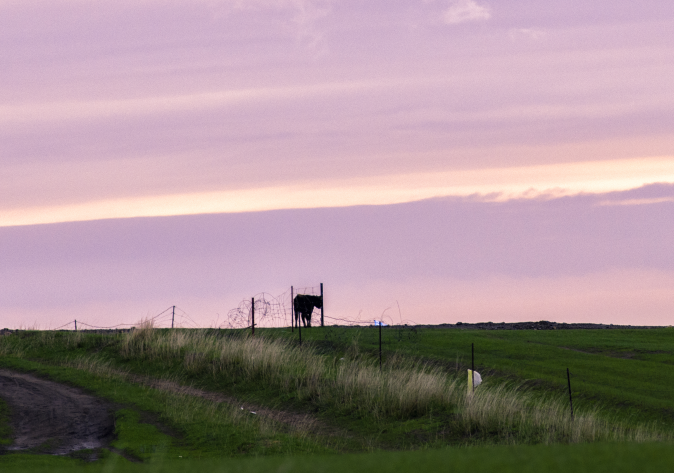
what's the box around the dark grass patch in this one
[112,409,172,462]
[0,396,12,446]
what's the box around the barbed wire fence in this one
[9,284,428,374]
[321,301,424,353]
[34,284,424,355]
[221,286,424,353]
[47,305,200,332]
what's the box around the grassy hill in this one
[0,325,673,471]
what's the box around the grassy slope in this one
[1,327,674,471]
[0,331,459,452]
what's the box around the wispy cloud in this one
[597,197,674,206]
[231,0,333,50]
[443,0,491,25]
[3,157,673,227]
[509,28,546,41]
[0,80,381,124]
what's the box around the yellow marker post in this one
[467,369,482,394]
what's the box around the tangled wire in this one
[222,286,418,330]
[222,287,322,329]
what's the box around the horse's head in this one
[311,295,323,308]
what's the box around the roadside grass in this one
[2,442,674,473]
[0,355,336,461]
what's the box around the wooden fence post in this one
[320,283,324,327]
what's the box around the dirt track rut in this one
[125,374,336,435]
[0,369,115,454]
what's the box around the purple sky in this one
[1,1,673,327]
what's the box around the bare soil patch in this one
[0,369,115,454]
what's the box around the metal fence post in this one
[567,368,574,420]
[291,286,294,332]
[471,343,475,393]
[379,322,382,371]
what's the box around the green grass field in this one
[1,326,673,471]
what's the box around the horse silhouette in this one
[293,294,322,328]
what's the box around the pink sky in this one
[1,1,673,328]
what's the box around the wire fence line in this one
[38,285,419,331]
[223,286,419,330]
[46,306,200,332]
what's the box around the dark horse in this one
[293,294,322,328]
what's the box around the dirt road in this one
[0,369,115,454]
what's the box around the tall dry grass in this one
[334,354,459,418]
[0,329,78,357]
[120,324,459,419]
[0,336,20,357]
[117,325,671,444]
[460,383,666,443]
